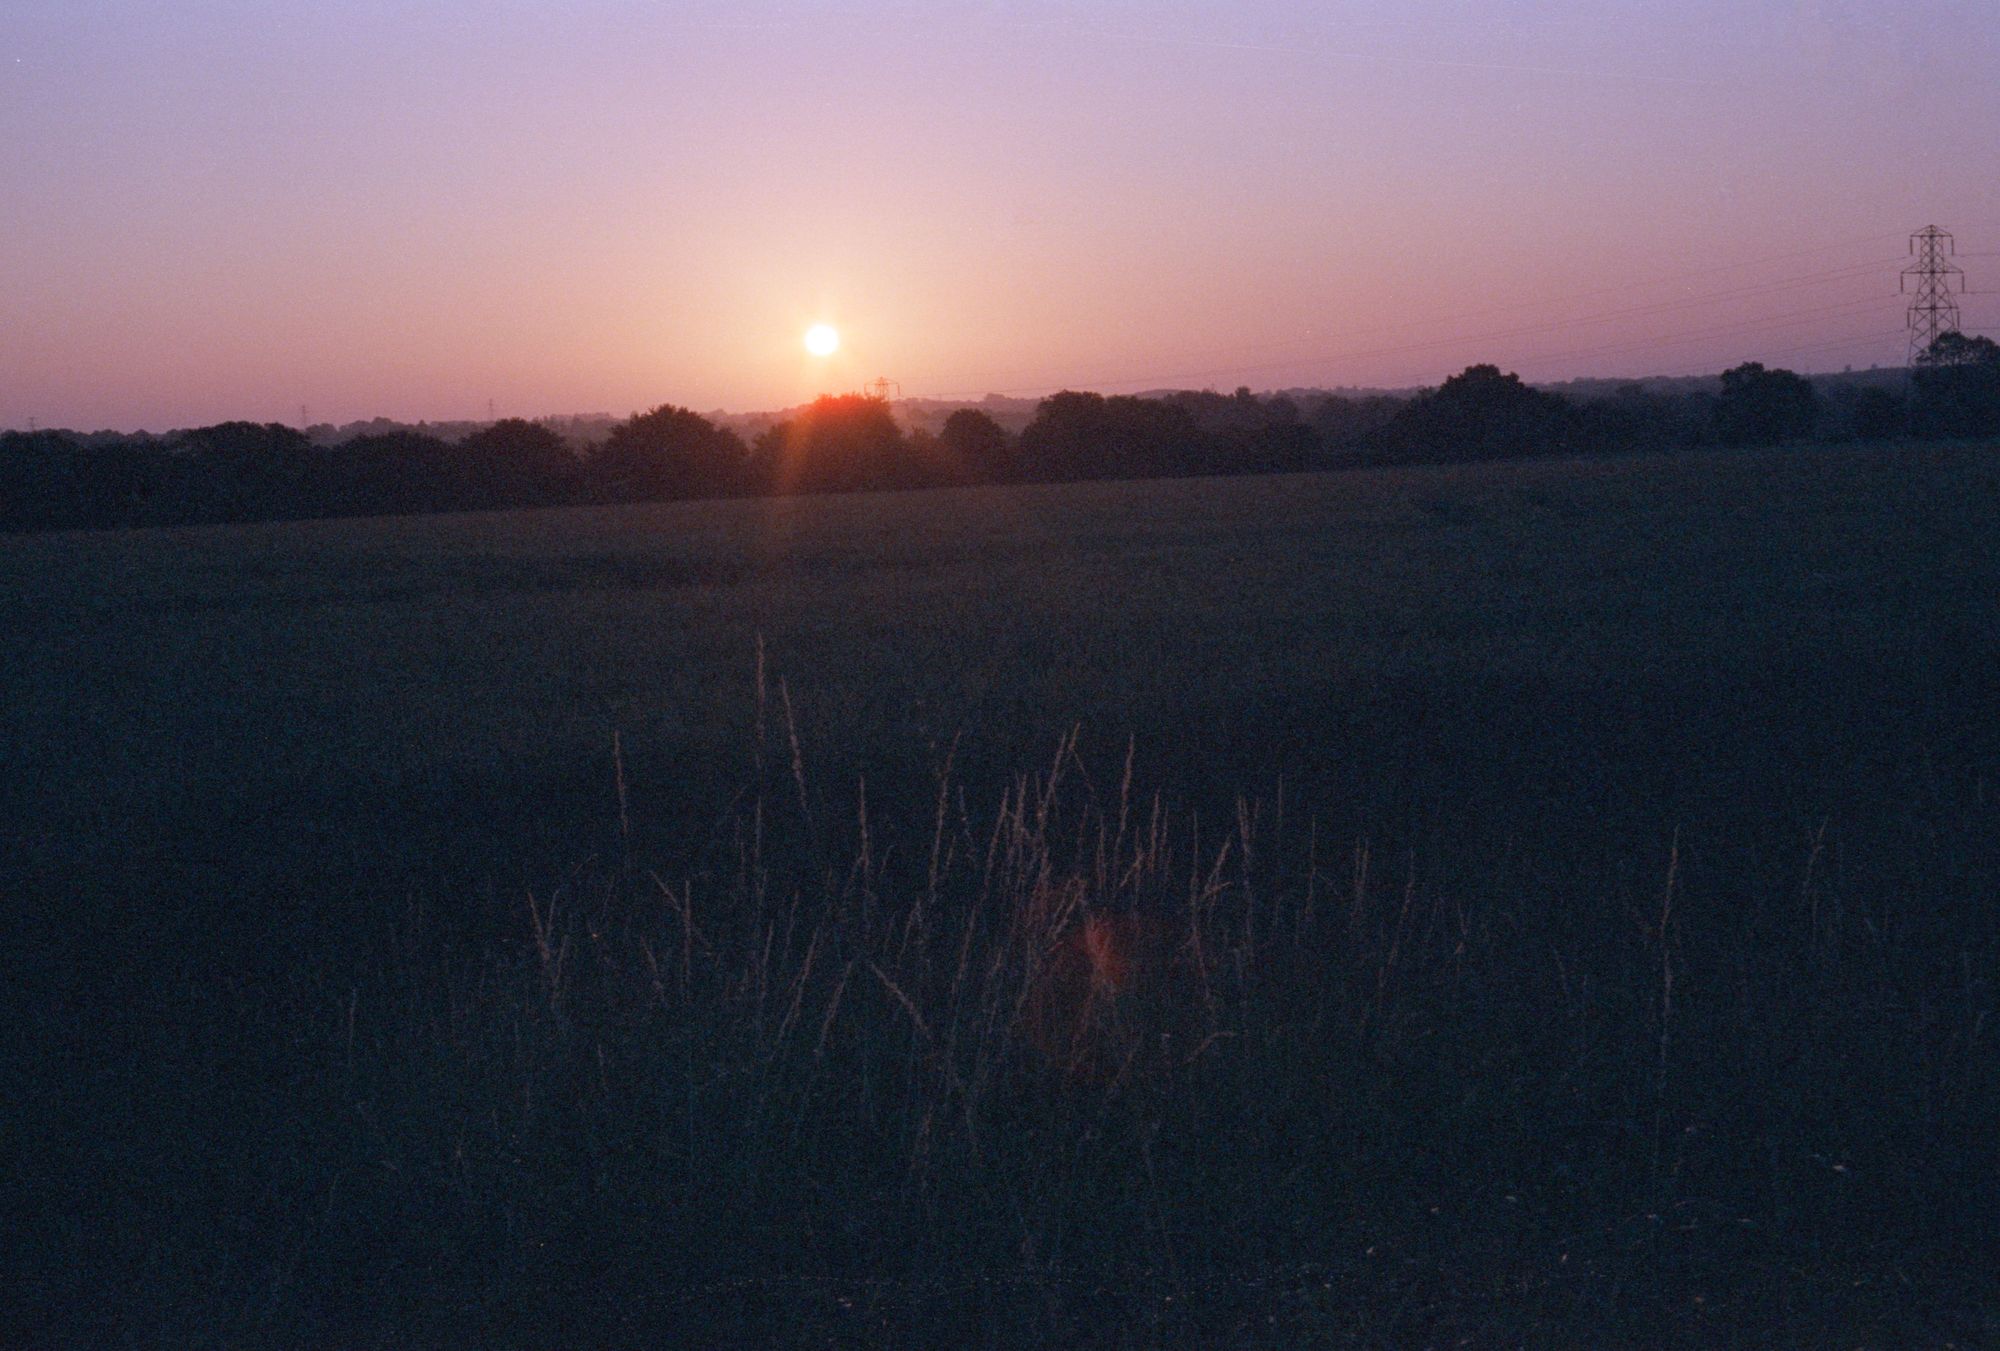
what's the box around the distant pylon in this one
[1902,225,1965,367]
[864,377,902,402]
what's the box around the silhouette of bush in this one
[1713,362,1820,446]
[1,430,85,529]
[753,395,916,495]
[169,421,314,522]
[459,419,583,509]
[588,405,752,502]
[1379,364,1575,462]
[1016,391,1207,481]
[306,431,460,517]
[6,353,1960,535]
[1305,393,1405,463]
[1162,387,1322,473]
[1911,333,2000,439]
[936,407,1014,483]
[1846,387,1908,442]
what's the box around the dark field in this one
[8,445,2000,1346]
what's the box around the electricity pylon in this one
[1902,225,1965,367]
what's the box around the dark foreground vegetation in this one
[6,335,2000,534]
[6,445,1999,1345]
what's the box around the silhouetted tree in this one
[23,354,1970,536]
[1712,363,1819,446]
[753,395,913,495]
[1016,391,1107,481]
[459,419,582,508]
[1160,388,1321,473]
[170,422,314,522]
[589,405,751,502]
[1923,331,2000,367]
[1567,384,1686,456]
[1380,365,1574,463]
[1016,391,1206,482]
[937,407,1014,482]
[1846,386,1908,442]
[1,430,84,530]
[83,436,162,526]
[305,431,460,517]
[1232,393,1317,473]
[6,430,163,529]
[1910,333,2000,439]
[1305,394,1405,463]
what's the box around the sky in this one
[4,0,1998,431]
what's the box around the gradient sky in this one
[5,0,1998,430]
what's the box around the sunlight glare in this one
[804,324,840,357]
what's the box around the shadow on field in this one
[6,447,1999,1345]
[14,651,1998,1346]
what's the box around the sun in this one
[804,323,840,357]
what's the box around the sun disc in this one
[804,324,840,357]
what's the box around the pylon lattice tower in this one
[1902,225,1965,367]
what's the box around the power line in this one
[1522,295,1895,370]
[925,223,1997,399]
[956,263,1901,397]
[927,230,1920,396]
[1651,330,1906,380]
[938,254,1903,397]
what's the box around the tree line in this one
[5,337,1997,533]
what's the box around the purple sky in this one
[4,0,1997,430]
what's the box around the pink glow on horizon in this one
[2,1,1996,431]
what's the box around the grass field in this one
[7,444,1999,1345]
